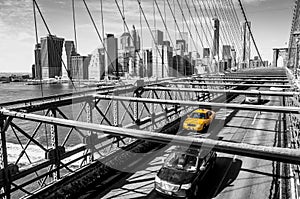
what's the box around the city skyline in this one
[0,0,295,72]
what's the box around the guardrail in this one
[285,67,300,199]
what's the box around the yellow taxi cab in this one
[182,109,215,132]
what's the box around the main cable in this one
[237,0,265,66]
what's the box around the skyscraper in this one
[131,25,141,51]
[152,30,164,46]
[241,21,251,68]
[222,45,232,60]
[152,44,173,78]
[231,48,237,69]
[119,26,141,77]
[212,18,220,59]
[71,55,91,80]
[181,32,189,53]
[203,48,210,58]
[152,30,164,78]
[176,40,186,56]
[65,41,77,78]
[142,49,152,77]
[32,64,36,79]
[34,43,42,80]
[120,32,131,51]
[88,48,105,81]
[41,35,64,79]
[104,34,118,78]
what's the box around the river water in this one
[0,82,92,166]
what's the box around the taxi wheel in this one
[203,124,208,132]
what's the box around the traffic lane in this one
[218,93,280,142]
[146,157,243,199]
[99,147,174,199]
[214,95,282,199]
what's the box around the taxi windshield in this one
[164,152,198,172]
[190,112,206,119]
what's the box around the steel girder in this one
[93,94,300,114]
[1,109,300,165]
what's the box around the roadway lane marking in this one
[251,112,259,125]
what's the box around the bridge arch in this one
[273,48,288,67]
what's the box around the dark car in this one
[154,147,216,198]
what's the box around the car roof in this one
[193,109,210,114]
[173,146,213,158]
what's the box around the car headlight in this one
[181,183,191,190]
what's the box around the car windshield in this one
[190,112,206,119]
[247,94,258,98]
[164,152,198,172]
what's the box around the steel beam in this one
[1,109,300,164]
[144,87,299,97]
[0,116,12,199]
[93,95,300,114]
[190,78,289,83]
[50,109,60,180]
[169,82,291,88]
[195,76,288,80]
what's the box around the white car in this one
[245,91,262,104]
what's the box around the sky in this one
[0,0,296,72]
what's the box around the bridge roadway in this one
[0,68,294,198]
[79,87,287,199]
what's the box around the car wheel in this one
[211,159,216,169]
[193,185,199,197]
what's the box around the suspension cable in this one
[114,0,144,72]
[228,0,243,55]
[222,0,242,52]
[191,0,213,48]
[209,0,231,46]
[33,0,77,90]
[82,0,117,75]
[183,0,206,48]
[137,0,171,77]
[198,0,225,50]
[217,0,239,50]
[237,0,265,66]
[32,0,49,148]
[153,0,179,77]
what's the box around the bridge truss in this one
[0,68,300,198]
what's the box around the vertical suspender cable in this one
[100,0,105,46]
[72,0,78,51]
[140,0,144,76]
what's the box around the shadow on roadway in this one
[195,157,242,199]
[259,99,270,105]
[145,157,242,199]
